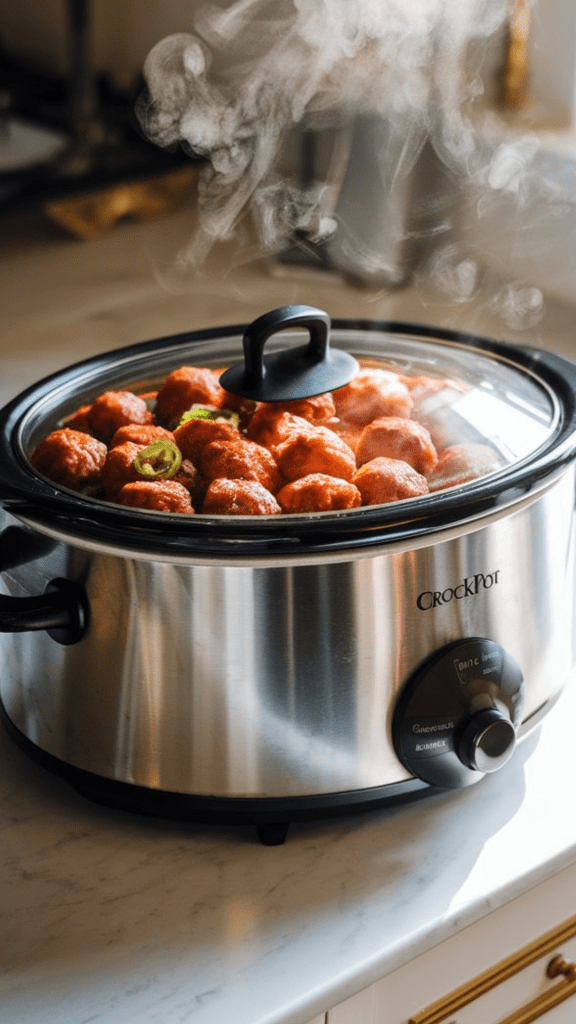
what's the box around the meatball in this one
[155,367,225,426]
[62,404,94,434]
[110,424,175,448]
[400,374,455,402]
[30,428,107,494]
[202,478,281,515]
[100,441,146,501]
[200,438,280,493]
[411,382,471,452]
[270,393,336,426]
[427,444,504,492]
[88,390,153,443]
[273,425,357,482]
[277,474,362,513]
[332,369,413,426]
[353,457,429,505]
[325,418,363,456]
[246,408,312,450]
[356,417,437,476]
[173,416,240,465]
[117,480,194,513]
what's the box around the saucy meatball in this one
[273,425,356,482]
[110,424,175,448]
[400,374,456,403]
[411,382,471,453]
[30,428,107,494]
[88,390,153,443]
[63,404,94,434]
[427,444,504,492]
[356,416,437,476]
[325,418,363,456]
[277,474,362,513]
[202,478,281,515]
[155,367,225,427]
[353,457,429,505]
[100,441,146,501]
[270,393,336,426]
[117,479,194,513]
[333,369,413,426]
[173,416,240,465]
[200,438,280,493]
[246,408,312,450]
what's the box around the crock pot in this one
[1,309,576,844]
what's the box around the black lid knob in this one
[219,305,358,402]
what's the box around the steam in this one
[491,282,544,329]
[137,0,516,268]
[428,243,545,330]
[428,245,480,302]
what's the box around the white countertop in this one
[2,680,576,1024]
[2,203,576,1024]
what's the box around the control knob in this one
[458,707,516,773]
[392,638,524,789]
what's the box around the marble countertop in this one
[2,205,576,1024]
[3,681,576,1024]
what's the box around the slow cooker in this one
[1,307,575,845]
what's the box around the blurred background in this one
[0,1,200,217]
[1,1,575,319]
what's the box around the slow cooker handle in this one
[218,305,358,402]
[0,578,88,645]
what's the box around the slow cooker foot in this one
[256,822,290,846]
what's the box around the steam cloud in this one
[137,3,510,247]
[136,0,563,330]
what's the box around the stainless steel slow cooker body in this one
[1,319,576,842]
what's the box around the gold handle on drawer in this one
[547,954,576,979]
[409,913,576,1023]
[493,954,576,1023]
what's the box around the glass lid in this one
[0,313,573,557]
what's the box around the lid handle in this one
[219,305,358,402]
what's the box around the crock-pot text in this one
[416,571,500,611]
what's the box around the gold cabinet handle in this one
[494,954,576,1024]
[410,914,576,1023]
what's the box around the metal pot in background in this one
[325,116,426,286]
[277,118,456,287]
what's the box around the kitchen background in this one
[1,0,576,311]
[0,0,199,92]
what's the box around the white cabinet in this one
[326,861,576,1024]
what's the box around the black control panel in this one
[392,638,525,789]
